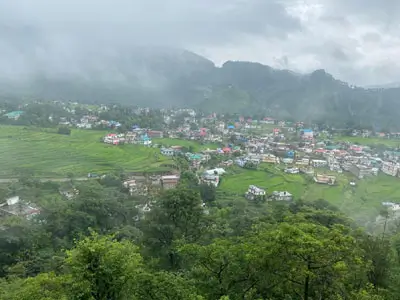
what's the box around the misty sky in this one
[0,0,399,86]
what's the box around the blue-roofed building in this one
[227,125,235,129]
[185,153,203,161]
[286,150,295,158]
[109,120,121,128]
[138,134,152,146]
[4,110,24,120]
[301,129,314,140]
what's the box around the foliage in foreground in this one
[0,179,397,299]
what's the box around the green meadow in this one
[335,136,400,148]
[219,164,399,224]
[0,126,174,178]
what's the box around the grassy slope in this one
[220,164,400,224]
[335,136,400,148]
[0,126,174,178]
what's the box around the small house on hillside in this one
[201,174,220,187]
[4,110,24,120]
[285,167,299,174]
[147,130,164,138]
[138,134,152,146]
[263,154,279,164]
[186,153,203,161]
[161,147,175,156]
[245,185,266,201]
[0,196,40,219]
[301,129,314,140]
[312,159,328,168]
[313,174,336,185]
[381,162,399,177]
[271,191,293,201]
[103,133,125,145]
[349,165,377,179]
[161,175,180,189]
[204,168,226,176]
[123,179,138,195]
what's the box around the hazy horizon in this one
[0,0,399,87]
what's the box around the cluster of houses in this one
[122,173,181,196]
[96,111,400,207]
[232,129,400,183]
[245,185,293,202]
[102,127,165,146]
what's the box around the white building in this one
[245,185,266,200]
[271,191,293,201]
[204,168,226,176]
[160,148,175,156]
[285,167,299,174]
[312,159,328,168]
[381,161,399,177]
[201,174,220,187]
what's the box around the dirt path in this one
[0,177,90,183]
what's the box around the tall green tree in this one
[141,188,207,268]
[65,232,143,300]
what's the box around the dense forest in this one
[0,174,399,300]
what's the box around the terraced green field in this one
[219,164,400,224]
[0,126,173,178]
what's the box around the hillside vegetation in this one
[2,48,400,128]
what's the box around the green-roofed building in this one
[4,111,24,120]
[325,145,340,150]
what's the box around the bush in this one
[58,127,71,135]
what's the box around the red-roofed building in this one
[262,117,275,124]
[222,147,231,153]
[199,128,207,137]
[349,145,363,153]
[315,149,326,154]
[147,130,164,138]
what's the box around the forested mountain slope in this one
[1,46,400,128]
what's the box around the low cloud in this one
[0,0,399,86]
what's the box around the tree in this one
[173,156,190,172]
[249,221,367,300]
[244,161,258,170]
[180,171,199,188]
[180,238,255,299]
[39,181,138,247]
[141,188,207,269]
[0,273,70,300]
[359,235,391,290]
[0,217,52,278]
[65,231,143,300]
[190,123,199,131]
[199,183,216,203]
[57,127,71,135]
[135,271,204,300]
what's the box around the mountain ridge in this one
[0,47,400,128]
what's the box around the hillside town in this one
[2,101,400,220]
